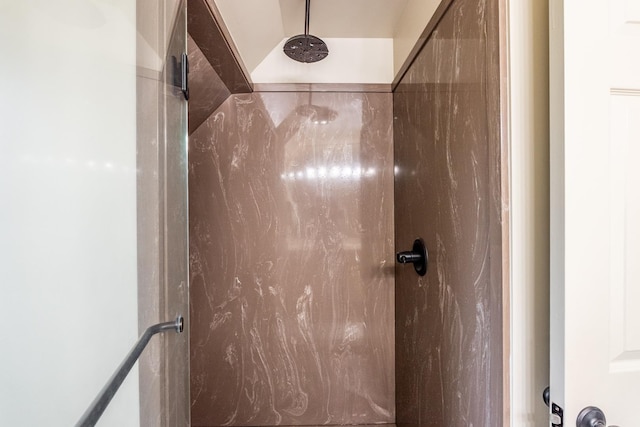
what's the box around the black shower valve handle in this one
[396,251,423,264]
[396,238,428,276]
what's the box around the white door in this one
[550,0,640,425]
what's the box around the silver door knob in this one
[576,406,606,427]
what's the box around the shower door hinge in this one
[171,52,189,101]
[551,402,564,427]
[180,52,189,101]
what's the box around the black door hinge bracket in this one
[171,52,189,101]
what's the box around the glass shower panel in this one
[161,2,190,425]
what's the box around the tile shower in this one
[189,91,395,425]
[187,0,504,425]
[394,0,504,424]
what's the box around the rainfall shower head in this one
[283,0,328,63]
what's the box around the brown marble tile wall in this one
[187,0,252,94]
[187,34,230,134]
[393,0,505,425]
[189,91,395,426]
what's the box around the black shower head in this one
[283,0,328,63]
[283,34,328,63]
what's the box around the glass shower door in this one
[160,2,190,425]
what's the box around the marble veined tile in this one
[189,91,395,426]
[187,34,230,135]
[393,0,505,425]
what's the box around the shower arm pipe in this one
[304,0,310,36]
[75,316,184,427]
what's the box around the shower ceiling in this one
[209,0,440,84]
[278,0,409,38]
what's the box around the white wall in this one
[0,1,139,425]
[214,0,285,72]
[508,0,551,425]
[393,0,441,76]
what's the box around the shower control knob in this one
[396,238,428,276]
[397,252,422,264]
